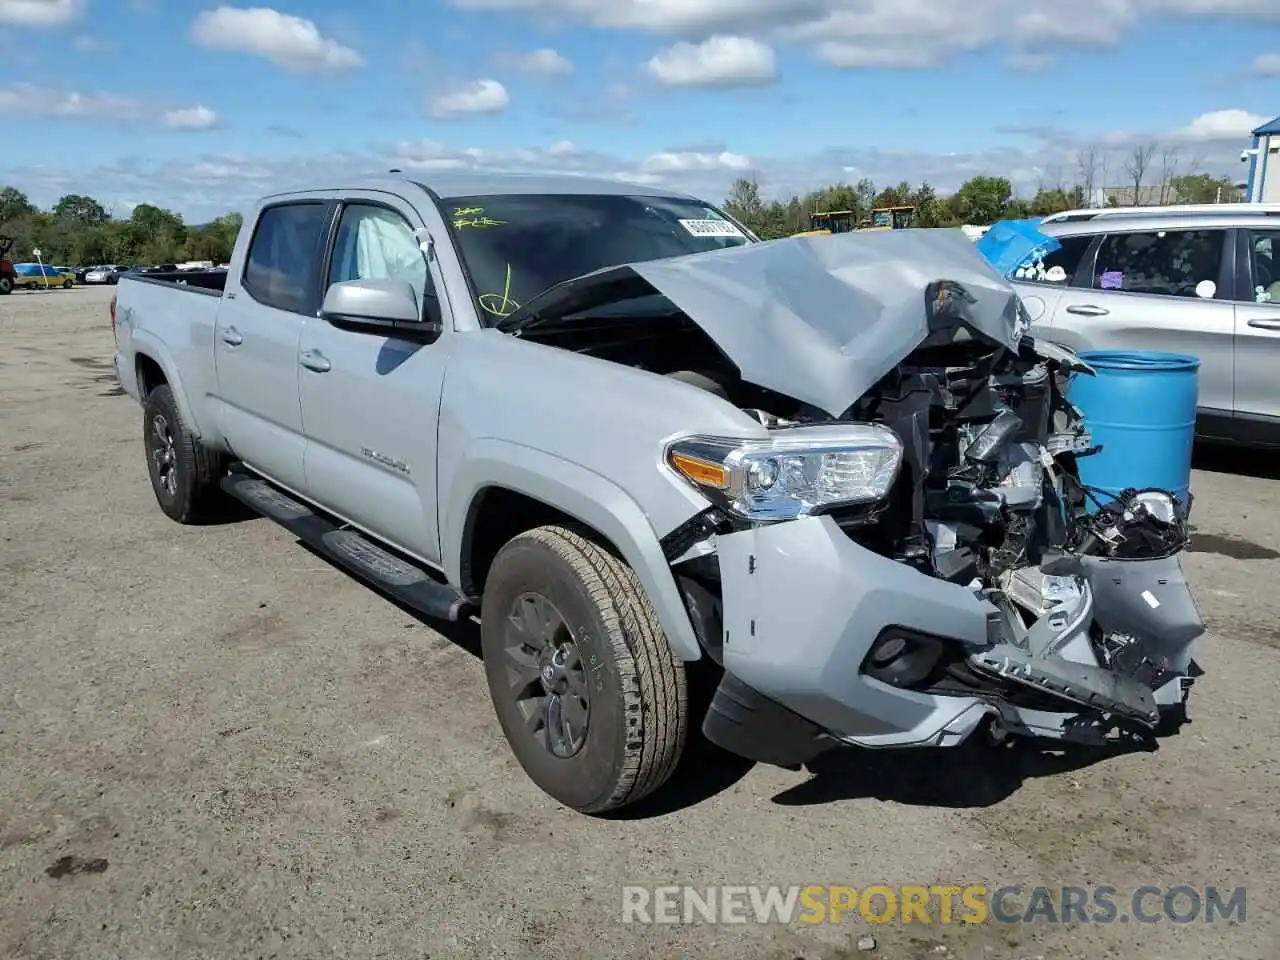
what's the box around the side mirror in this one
[320,278,443,337]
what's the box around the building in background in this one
[1244,115,1280,203]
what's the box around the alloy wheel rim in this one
[504,591,591,759]
[150,414,178,498]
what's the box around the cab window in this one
[327,203,432,309]
[1092,229,1225,299]
[1012,234,1093,286]
[242,201,329,314]
[1245,230,1280,304]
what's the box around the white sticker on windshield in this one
[678,218,745,239]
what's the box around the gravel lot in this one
[2,284,1277,960]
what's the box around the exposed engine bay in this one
[507,232,1203,757]
[523,310,1199,752]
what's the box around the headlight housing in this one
[666,423,904,522]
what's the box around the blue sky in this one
[1,0,1278,221]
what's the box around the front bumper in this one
[706,515,1203,764]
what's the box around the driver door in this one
[298,192,454,566]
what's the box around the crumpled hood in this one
[503,227,1028,417]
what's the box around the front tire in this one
[0,276,12,295]
[142,384,225,523]
[480,525,688,814]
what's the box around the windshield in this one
[438,193,752,325]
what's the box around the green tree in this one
[949,176,1015,224]
[0,186,35,223]
[53,194,108,224]
[1170,173,1240,204]
[910,182,944,227]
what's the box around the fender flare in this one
[443,439,703,662]
[130,331,204,439]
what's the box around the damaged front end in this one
[509,230,1206,766]
[662,328,1204,766]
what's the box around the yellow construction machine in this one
[794,205,917,238]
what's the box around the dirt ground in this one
[1,285,1277,960]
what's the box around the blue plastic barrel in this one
[1065,350,1200,511]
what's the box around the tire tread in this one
[508,525,687,812]
[143,384,224,523]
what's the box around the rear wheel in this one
[63,278,73,289]
[480,525,688,814]
[142,384,225,523]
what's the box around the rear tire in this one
[63,278,73,289]
[480,525,688,814]
[142,384,225,523]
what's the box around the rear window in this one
[242,201,329,314]
[1092,229,1225,299]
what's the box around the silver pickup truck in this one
[111,174,1205,814]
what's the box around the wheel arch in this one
[131,336,203,440]
[445,440,703,662]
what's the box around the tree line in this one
[721,143,1242,240]
[0,141,1244,263]
[0,186,241,267]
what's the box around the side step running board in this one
[221,470,470,622]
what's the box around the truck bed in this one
[120,269,228,296]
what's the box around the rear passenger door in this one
[1232,228,1280,430]
[212,195,334,495]
[1051,227,1235,416]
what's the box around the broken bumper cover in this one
[705,515,1203,765]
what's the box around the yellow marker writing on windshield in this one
[478,263,520,318]
[452,206,506,229]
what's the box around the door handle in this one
[1065,304,1109,317]
[299,349,331,373]
[220,326,243,346]
[1247,318,1280,331]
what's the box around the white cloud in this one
[0,83,214,129]
[0,0,80,26]
[1006,50,1055,72]
[641,150,753,172]
[162,105,219,130]
[1252,52,1280,74]
[447,0,1280,72]
[814,41,934,69]
[509,47,573,74]
[428,79,510,118]
[1,108,1261,224]
[71,33,106,51]
[190,6,363,73]
[1178,109,1269,139]
[647,35,776,86]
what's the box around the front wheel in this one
[63,278,73,289]
[480,525,688,814]
[0,276,11,295]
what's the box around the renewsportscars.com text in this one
[620,885,1246,926]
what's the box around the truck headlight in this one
[666,423,904,522]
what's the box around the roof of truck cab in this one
[263,173,702,203]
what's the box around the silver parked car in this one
[1010,209,1280,447]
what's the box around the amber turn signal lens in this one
[670,452,729,490]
